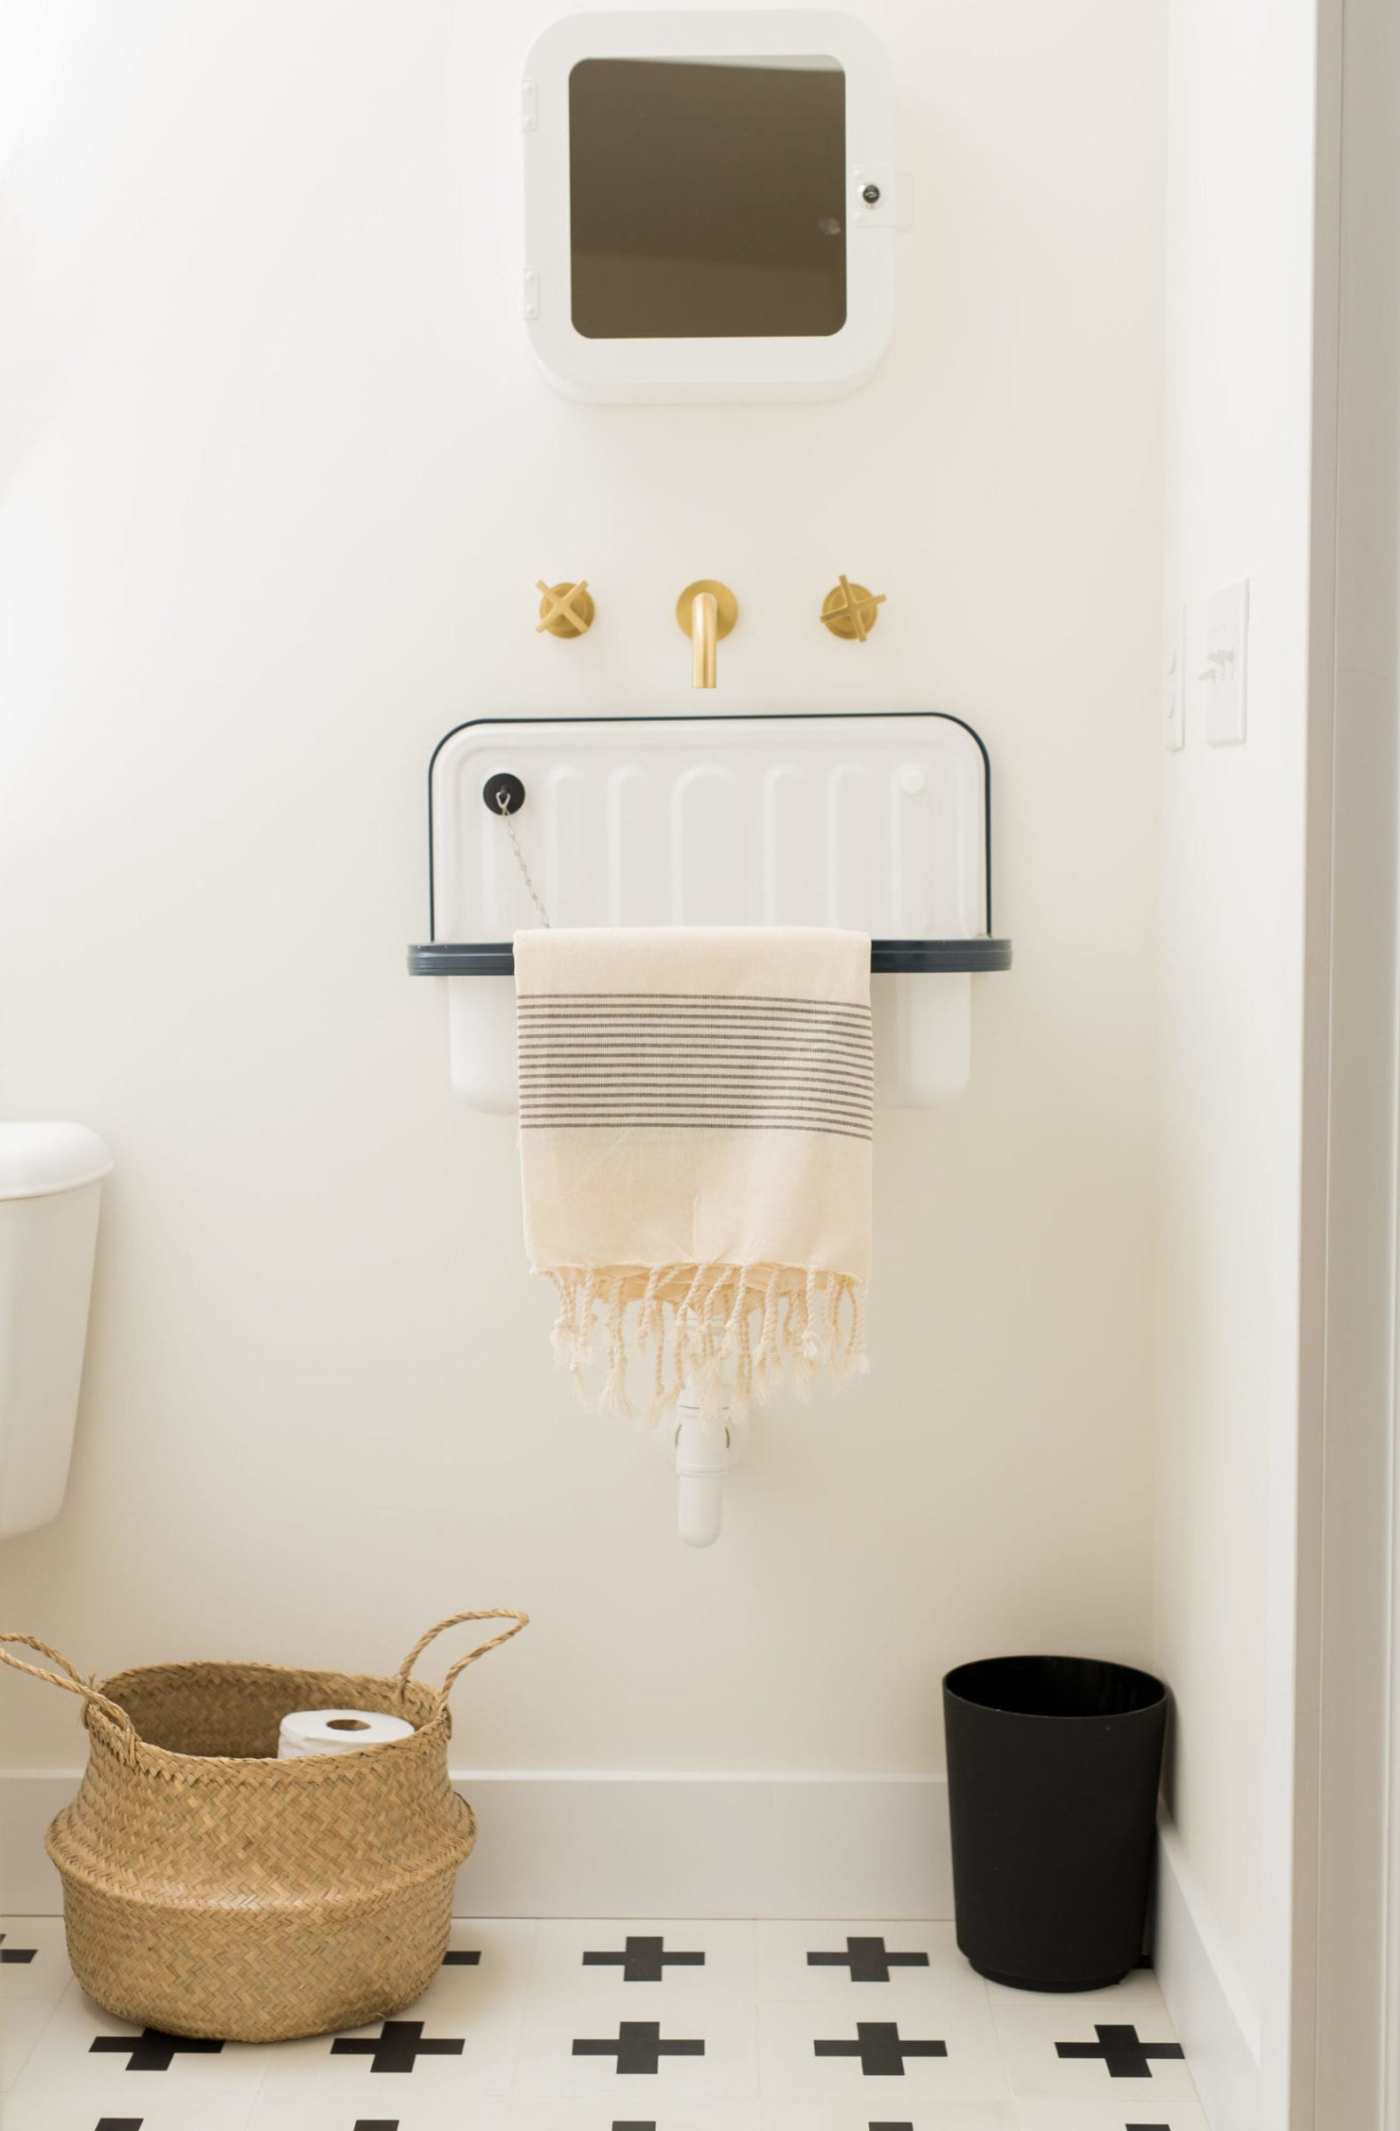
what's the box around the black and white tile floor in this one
[0,1916,1209,2130]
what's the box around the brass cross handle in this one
[820,576,886,642]
[535,579,595,638]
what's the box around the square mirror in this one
[569,57,847,341]
[523,12,895,402]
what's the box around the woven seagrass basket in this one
[0,1607,528,2043]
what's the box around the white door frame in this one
[1293,0,1399,2122]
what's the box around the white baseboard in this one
[0,1769,953,1920]
[1155,1819,1262,2130]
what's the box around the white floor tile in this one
[1014,2097,1210,2131]
[514,1988,758,2101]
[2,2095,257,2131]
[757,1919,985,2008]
[7,1979,267,2122]
[266,1992,519,2103]
[988,1974,1195,2105]
[531,1917,757,2000]
[759,1994,1011,2105]
[764,2102,1019,2131]
[250,2091,502,2130]
[998,2036,1198,2105]
[434,1916,539,2017]
[485,2104,760,2131]
[0,1917,71,2092]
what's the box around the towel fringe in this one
[539,1262,867,1421]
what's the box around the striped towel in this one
[514,926,872,1418]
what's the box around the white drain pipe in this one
[674,1386,731,1548]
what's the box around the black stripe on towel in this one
[518,992,874,1141]
[516,992,872,1010]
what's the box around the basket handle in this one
[397,1609,530,1710]
[0,1634,139,1753]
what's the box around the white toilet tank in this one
[0,1123,112,1539]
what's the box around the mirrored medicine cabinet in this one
[522,11,896,402]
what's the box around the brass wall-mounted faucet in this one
[675,580,738,688]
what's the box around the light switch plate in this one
[1164,610,1185,751]
[1203,578,1249,746]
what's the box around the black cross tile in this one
[95,2120,145,2130]
[443,1949,481,1965]
[583,1933,705,1982]
[331,2020,465,2073]
[90,2030,224,2072]
[0,1933,36,1964]
[573,2020,705,2075]
[352,2121,400,2130]
[808,1934,930,1983]
[1056,2023,1186,2079]
[869,2122,915,2129]
[814,2021,948,2076]
[1125,2124,1172,2129]
[612,2123,658,2130]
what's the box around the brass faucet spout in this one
[691,591,718,689]
[675,579,738,689]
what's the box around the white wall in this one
[1154,0,1322,2121]
[0,0,1163,1791]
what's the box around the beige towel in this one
[515,926,872,1417]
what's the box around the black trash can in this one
[943,1654,1168,1992]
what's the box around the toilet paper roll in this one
[277,1708,415,1760]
